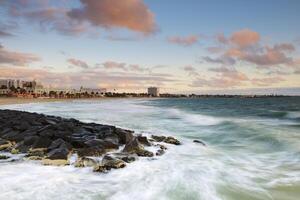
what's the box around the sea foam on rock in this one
[0,109,181,172]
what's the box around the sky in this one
[0,0,300,94]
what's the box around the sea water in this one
[0,97,300,200]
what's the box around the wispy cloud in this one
[0,44,40,65]
[167,35,199,46]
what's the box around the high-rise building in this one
[148,87,160,97]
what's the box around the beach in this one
[0,97,70,106]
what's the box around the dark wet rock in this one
[115,128,134,144]
[102,155,126,169]
[32,136,52,149]
[164,136,181,145]
[77,147,106,157]
[84,139,119,150]
[0,155,10,160]
[151,135,166,142]
[93,164,107,173]
[24,136,39,146]
[156,149,165,156]
[193,140,206,146]
[137,135,151,146]
[0,109,177,172]
[48,139,72,152]
[74,157,98,168]
[113,153,137,163]
[47,146,70,160]
[26,148,47,157]
[15,141,31,153]
[123,138,154,157]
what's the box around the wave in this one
[166,108,223,126]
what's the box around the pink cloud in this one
[68,0,157,34]
[102,61,127,71]
[167,35,199,46]
[230,29,260,47]
[67,58,89,69]
[0,44,40,65]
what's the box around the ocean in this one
[0,97,300,200]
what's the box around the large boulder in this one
[101,155,126,169]
[164,136,181,145]
[47,146,70,160]
[84,139,119,150]
[32,136,53,149]
[115,128,134,144]
[74,157,98,168]
[137,135,151,146]
[77,147,106,157]
[151,135,166,142]
[123,138,153,157]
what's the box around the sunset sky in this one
[0,0,300,94]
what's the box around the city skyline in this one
[0,0,300,94]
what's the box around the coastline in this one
[0,97,71,106]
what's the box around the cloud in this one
[67,0,157,35]
[230,29,260,47]
[167,35,199,46]
[183,65,199,76]
[0,66,177,91]
[67,58,89,69]
[128,64,149,72]
[3,0,157,36]
[0,44,40,65]
[0,21,18,37]
[205,29,297,68]
[251,77,285,86]
[202,56,236,65]
[102,61,127,71]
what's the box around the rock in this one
[0,155,10,160]
[74,157,98,168]
[193,140,206,146]
[27,148,47,157]
[93,164,107,173]
[84,139,119,150]
[164,136,181,145]
[23,136,39,146]
[10,148,19,154]
[123,138,154,157]
[0,140,12,151]
[48,139,72,152]
[120,156,136,163]
[155,144,167,150]
[47,147,70,160]
[102,155,126,169]
[137,135,151,146]
[15,141,31,153]
[26,156,43,160]
[156,149,165,156]
[151,135,166,142]
[77,147,106,157]
[32,136,53,149]
[42,159,69,166]
[115,128,134,144]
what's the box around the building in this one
[148,87,160,97]
[79,87,107,96]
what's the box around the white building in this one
[80,87,107,96]
[148,87,160,97]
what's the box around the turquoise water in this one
[0,97,300,200]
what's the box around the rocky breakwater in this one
[0,109,181,172]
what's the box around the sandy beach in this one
[0,97,72,106]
